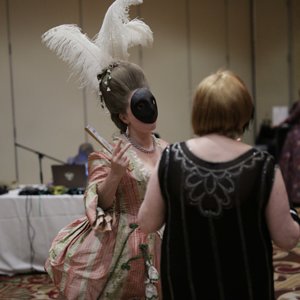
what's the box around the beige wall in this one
[294,0,300,95]
[0,0,299,185]
[0,0,13,182]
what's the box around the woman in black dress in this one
[138,70,300,300]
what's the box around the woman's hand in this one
[96,139,131,209]
[110,139,131,178]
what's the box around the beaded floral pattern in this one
[171,143,267,217]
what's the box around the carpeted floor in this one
[0,243,299,299]
[0,272,59,299]
[273,243,300,299]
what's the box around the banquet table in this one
[0,188,85,275]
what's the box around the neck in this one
[124,131,156,154]
[197,133,241,141]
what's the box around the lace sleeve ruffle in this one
[84,151,116,232]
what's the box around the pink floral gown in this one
[45,137,163,300]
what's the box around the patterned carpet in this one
[0,272,59,299]
[0,244,299,299]
[273,244,300,299]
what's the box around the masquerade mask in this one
[130,88,158,124]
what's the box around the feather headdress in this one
[41,0,153,91]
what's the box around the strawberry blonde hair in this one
[192,70,254,138]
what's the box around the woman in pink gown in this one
[45,61,168,300]
[42,1,168,298]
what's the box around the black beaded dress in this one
[158,142,276,300]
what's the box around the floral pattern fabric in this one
[45,138,162,300]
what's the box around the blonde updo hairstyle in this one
[99,61,149,133]
[191,70,254,139]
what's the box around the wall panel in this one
[0,0,15,184]
[141,0,191,143]
[293,0,300,98]
[10,0,84,184]
[189,0,227,88]
[255,0,289,129]
[227,0,253,142]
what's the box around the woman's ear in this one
[119,113,128,125]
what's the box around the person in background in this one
[67,142,94,176]
[138,70,300,300]
[279,89,300,207]
[42,0,168,298]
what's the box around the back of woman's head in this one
[192,70,254,139]
[98,61,149,133]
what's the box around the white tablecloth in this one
[0,189,85,275]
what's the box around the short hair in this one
[78,143,94,155]
[191,70,254,138]
[99,61,149,133]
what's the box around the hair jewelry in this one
[97,62,119,108]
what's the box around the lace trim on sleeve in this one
[85,180,116,232]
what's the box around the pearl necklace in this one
[124,133,156,154]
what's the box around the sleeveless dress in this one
[45,138,162,300]
[158,142,275,300]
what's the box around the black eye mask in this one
[130,88,158,124]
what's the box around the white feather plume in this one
[124,19,153,48]
[41,0,152,92]
[42,24,111,89]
